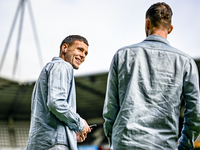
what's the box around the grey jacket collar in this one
[144,35,170,45]
[52,57,64,61]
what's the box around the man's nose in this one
[80,52,86,58]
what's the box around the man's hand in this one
[76,132,84,142]
[77,119,91,142]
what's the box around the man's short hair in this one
[60,35,89,53]
[146,2,173,29]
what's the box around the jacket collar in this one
[51,57,73,68]
[144,35,170,45]
[52,57,63,61]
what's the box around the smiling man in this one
[26,35,91,150]
[60,39,88,69]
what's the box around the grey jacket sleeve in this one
[47,63,85,133]
[178,59,200,150]
[103,54,120,146]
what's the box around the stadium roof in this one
[0,72,108,125]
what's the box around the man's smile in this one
[75,57,82,65]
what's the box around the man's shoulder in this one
[116,40,193,61]
[116,42,144,54]
[167,45,193,60]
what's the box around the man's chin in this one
[72,65,79,70]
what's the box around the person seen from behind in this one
[103,2,200,150]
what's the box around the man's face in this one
[64,40,88,69]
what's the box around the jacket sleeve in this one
[103,53,120,146]
[178,59,200,150]
[47,63,85,133]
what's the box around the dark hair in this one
[146,2,173,29]
[60,35,89,53]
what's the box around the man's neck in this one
[148,27,168,39]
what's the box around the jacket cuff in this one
[76,117,85,132]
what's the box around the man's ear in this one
[168,25,173,34]
[62,43,68,53]
[145,19,151,30]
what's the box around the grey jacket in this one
[103,35,200,150]
[26,57,85,150]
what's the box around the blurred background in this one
[0,0,200,149]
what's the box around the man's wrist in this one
[77,118,85,132]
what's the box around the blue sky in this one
[0,0,200,82]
